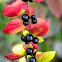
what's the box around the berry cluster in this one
[31,15,37,24]
[21,34,39,44]
[22,14,29,26]
[22,0,34,2]
[26,48,36,62]
[21,34,38,62]
[22,14,37,26]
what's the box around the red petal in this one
[25,6,34,15]
[22,2,28,10]
[4,53,22,60]
[26,18,50,36]
[23,42,38,51]
[34,0,43,2]
[36,21,50,36]
[3,18,25,34]
[26,18,45,30]
[4,49,27,60]
[2,0,28,17]
[31,42,38,50]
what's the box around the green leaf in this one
[37,37,44,43]
[27,55,32,60]
[19,49,27,56]
[28,44,33,49]
[36,52,42,54]
[36,51,56,62]
[14,47,27,56]
[19,56,26,62]
[22,30,29,37]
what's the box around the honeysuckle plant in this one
[2,0,56,62]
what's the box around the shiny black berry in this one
[33,52,36,57]
[30,57,36,62]
[21,35,26,41]
[33,37,39,44]
[27,48,33,55]
[23,21,28,26]
[26,34,33,42]
[25,41,29,44]
[29,0,34,2]
[22,14,29,21]
[32,18,37,24]
[22,0,28,2]
[31,15,35,19]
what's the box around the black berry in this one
[22,0,28,2]
[33,37,39,44]
[33,52,36,57]
[26,34,33,42]
[27,48,33,55]
[29,0,34,2]
[30,57,36,62]
[32,18,37,24]
[23,21,28,26]
[21,35,26,41]
[31,15,35,19]
[22,14,29,21]
[25,41,29,44]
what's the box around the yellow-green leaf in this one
[37,52,42,54]
[28,44,33,49]
[36,51,56,62]
[22,30,29,36]
[37,37,44,43]
[27,55,32,60]
[4,48,27,60]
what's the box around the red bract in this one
[2,0,43,17]
[4,53,22,60]
[34,0,43,2]
[2,0,28,17]
[25,6,34,15]
[3,18,50,36]
[26,18,50,36]
[4,48,27,60]
[3,18,25,34]
[23,42,38,51]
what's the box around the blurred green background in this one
[0,0,62,62]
